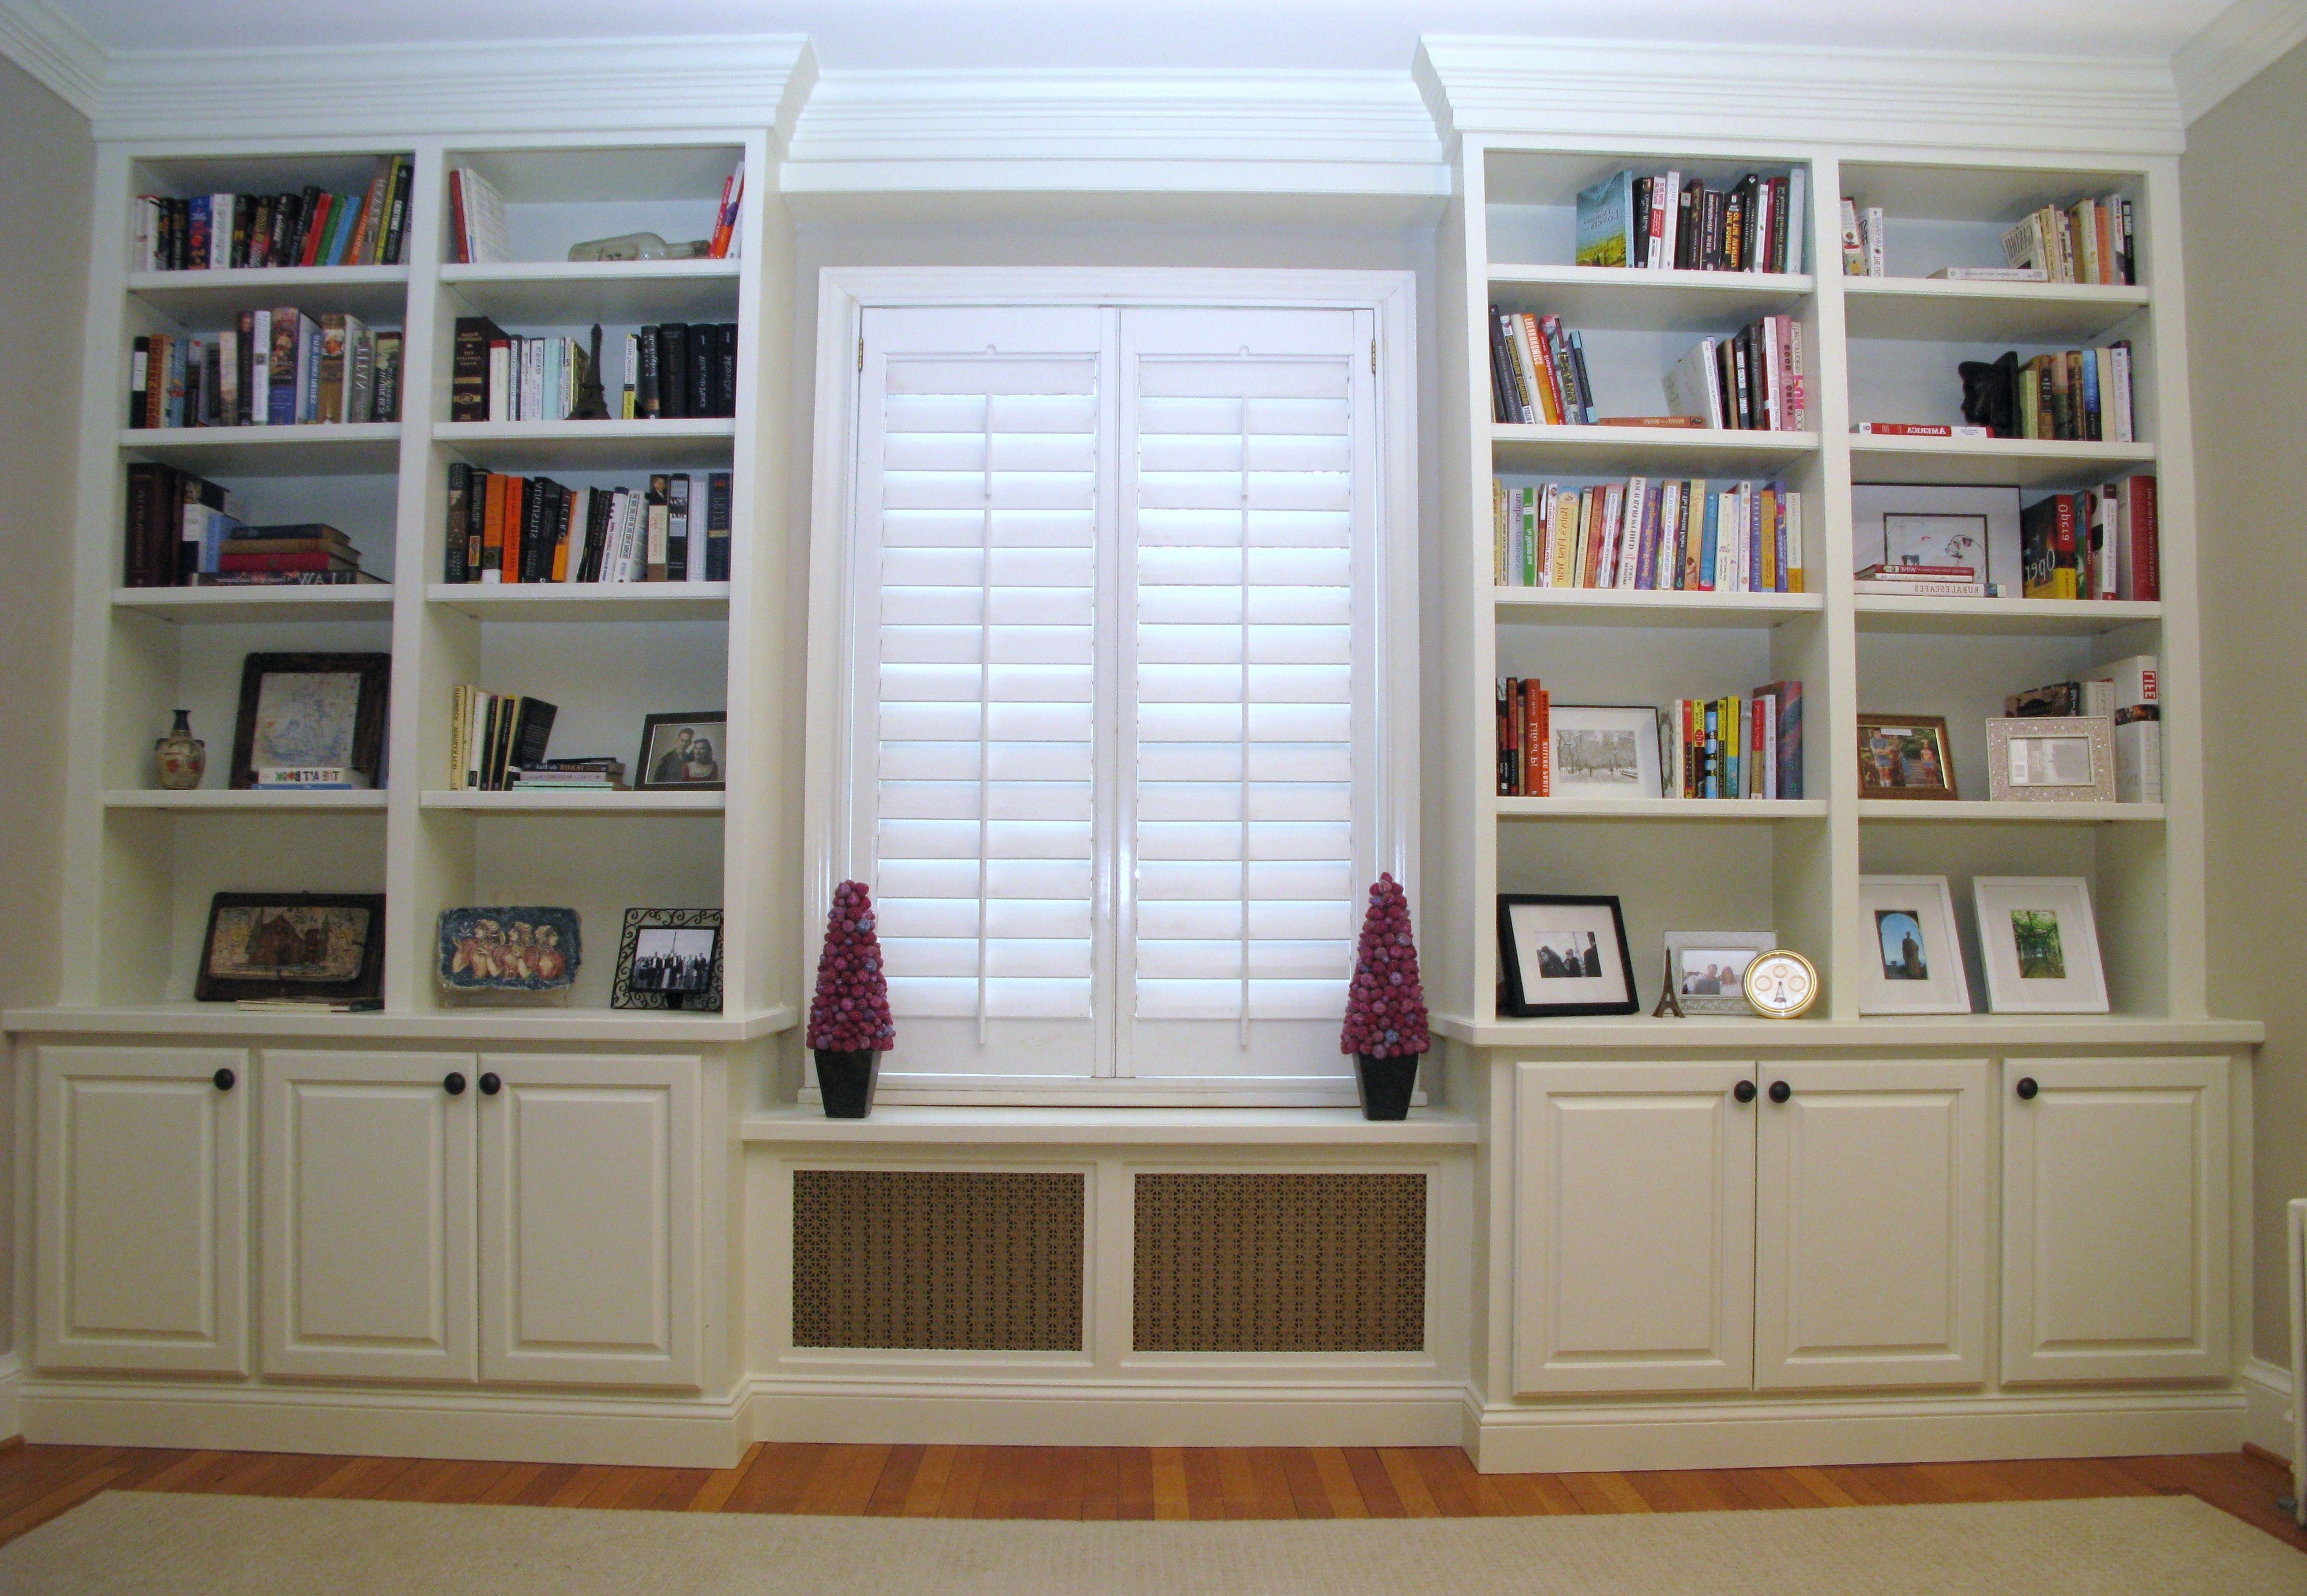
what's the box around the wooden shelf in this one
[742,1105,1480,1147]
[438,258,741,323]
[1852,594,2161,634]
[2,1002,796,1044]
[432,417,734,472]
[126,265,409,323]
[1859,800,2164,823]
[1848,434,2154,488]
[118,423,403,476]
[427,582,728,622]
[1496,797,1827,819]
[113,585,394,624]
[1431,1011,2262,1051]
[1841,277,2151,343]
[1493,423,1816,475]
[1485,264,1812,330]
[1495,587,1820,627]
[104,788,386,811]
[420,789,724,814]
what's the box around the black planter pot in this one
[1353,1053,1420,1121]
[816,1048,881,1119]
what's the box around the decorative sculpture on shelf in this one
[1339,872,1430,1121]
[568,323,611,421]
[1958,350,2020,438]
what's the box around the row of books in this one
[122,462,382,588]
[2006,345,2135,442]
[1492,477,1803,593]
[2021,479,2159,601]
[1666,687,1805,800]
[443,466,731,584]
[2002,196,2138,286]
[2006,654,2159,803]
[1662,317,1806,431]
[449,319,738,422]
[446,160,743,265]
[128,314,402,429]
[449,689,558,791]
[1575,169,1805,274]
[1496,679,1552,796]
[133,157,414,272]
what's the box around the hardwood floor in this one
[0,1440,2297,1553]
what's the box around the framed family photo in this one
[613,908,724,1011]
[1973,876,2109,1012]
[1986,717,2116,804]
[1498,893,1638,1017]
[1857,713,1957,800]
[1548,705,1663,799]
[195,891,385,1003]
[636,711,728,792]
[1662,929,1777,1016]
[1857,875,1972,1015]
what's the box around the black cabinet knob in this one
[1768,1080,1791,1104]
[2016,1076,2039,1101]
[212,1067,235,1091]
[478,1072,501,1096]
[1733,1080,1757,1104]
[444,1072,467,1096]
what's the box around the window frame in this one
[803,268,1419,1106]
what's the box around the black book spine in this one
[685,329,711,417]
[479,694,501,789]
[667,473,690,582]
[1771,176,1791,275]
[268,193,296,267]
[246,195,272,268]
[129,336,149,428]
[1483,306,1515,424]
[658,323,689,420]
[123,463,157,586]
[444,462,470,583]
[705,470,732,581]
[518,478,548,584]
[464,469,489,581]
[637,325,662,419]
[585,486,615,581]
[380,156,411,266]
[451,318,490,422]
[512,699,558,770]
[715,322,738,417]
[289,184,324,263]
[230,194,251,269]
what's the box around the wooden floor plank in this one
[685,1444,764,1515]
[1278,1447,1335,1519]
[1149,1447,1189,1522]
[1376,1449,1442,1518]
[1343,1447,1404,1518]
[1409,1448,1482,1517]
[1079,1446,1122,1521]
[1561,1471,1652,1514]
[796,1444,891,1516]
[1047,1446,1089,1522]
[1213,1448,1262,1521]
[727,1443,826,1515]
[1780,1466,1863,1508]
[866,1446,924,1517]
[1311,1448,1370,1518]
[936,1446,989,1518]
[1180,1447,1227,1521]
[0,1465,126,1545]
[510,1463,584,1508]
[1245,1449,1297,1520]
[900,1446,956,1517]
[476,1462,551,1507]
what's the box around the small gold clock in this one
[1742,948,1819,1019]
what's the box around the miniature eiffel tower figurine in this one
[569,323,611,420]
[1652,949,1685,1018]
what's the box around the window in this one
[818,274,1415,1099]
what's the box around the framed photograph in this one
[1498,894,1638,1017]
[1858,713,1957,800]
[230,652,390,789]
[1548,705,1663,799]
[437,906,580,993]
[1857,875,1973,1015]
[1974,876,2109,1013]
[613,908,724,1011]
[1853,483,2022,591]
[194,891,385,1003]
[1662,930,1778,1016]
[1986,716,2116,803]
[636,711,727,792]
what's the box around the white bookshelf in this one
[60,130,797,1029]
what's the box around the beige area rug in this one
[3,1488,2302,1595]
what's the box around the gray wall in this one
[2184,40,2307,1370]
[0,56,93,1367]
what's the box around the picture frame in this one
[1852,483,2023,592]
[230,652,390,790]
[1858,713,1958,800]
[1973,876,2109,1013]
[194,891,386,1003]
[1662,930,1778,1016]
[635,710,728,792]
[1498,894,1638,1017]
[613,908,724,1012]
[436,906,580,995]
[1547,704,1663,799]
[1985,716,2116,803]
[1857,875,1973,1015]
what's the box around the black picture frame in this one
[1497,893,1638,1017]
[194,891,386,1002]
[229,652,391,790]
[612,908,724,1011]
[634,711,727,792]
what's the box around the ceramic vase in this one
[154,709,205,790]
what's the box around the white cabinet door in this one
[261,1051,476,1382]
[2002,1056,2230,1384]
[35,1045,250,1375]
[477,1054,700,1388]
[1513,1061,1756,1395]
[1754,1059,1989,1391]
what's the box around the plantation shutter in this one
[851,306,1110,1081]
[1119,306,1374,1081]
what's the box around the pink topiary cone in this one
[1340,872,1429,1060]
[806,880,895,1054]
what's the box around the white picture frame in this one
[1857,875,1972,1015]
[1662,929,1778,1016]
[1986,717,2116,803]
[1548,703,1662,799]
[1973,875,2109,1013]
[1853,483,2023,592]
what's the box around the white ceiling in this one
[44,0,2250,70]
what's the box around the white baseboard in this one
[18,1378,747,1469]
[0,1354,22,1443]
[747,1377,1465,1448]
[2242,1357,2294,1462]
[1463,1388,2250,1474]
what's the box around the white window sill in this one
[742,1104,1478,1147]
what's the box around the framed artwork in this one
[613,908,724,1012]
[1974,876,2109,1013]
[1498,894,1638,1017]
[636,711,727,792]
[436,906,580,993]
[1662,929,1778,1016]
[1858,713,1957,800]
[1857,875,1972,1015]
[1853,483,2022,590]
[1986,717,2116,803]
[230,652,390,789]
[1548,704,1663,799]
[194,891,385,1003]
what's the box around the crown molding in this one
[1416,35,2185,157]
[2174,0,2307,123]
[780,68,1446,200]
[0,0,104,115]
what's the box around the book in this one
[1854,578,1986,597]
[130,158,411,272]
[705,470,732,581]
[1490,475,1797,593]
[1575,171,1635,268]
[1850,421,1990,437]
[448,167,511,265]
[1855,563,1976,580]
[1929,266,2049,281]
